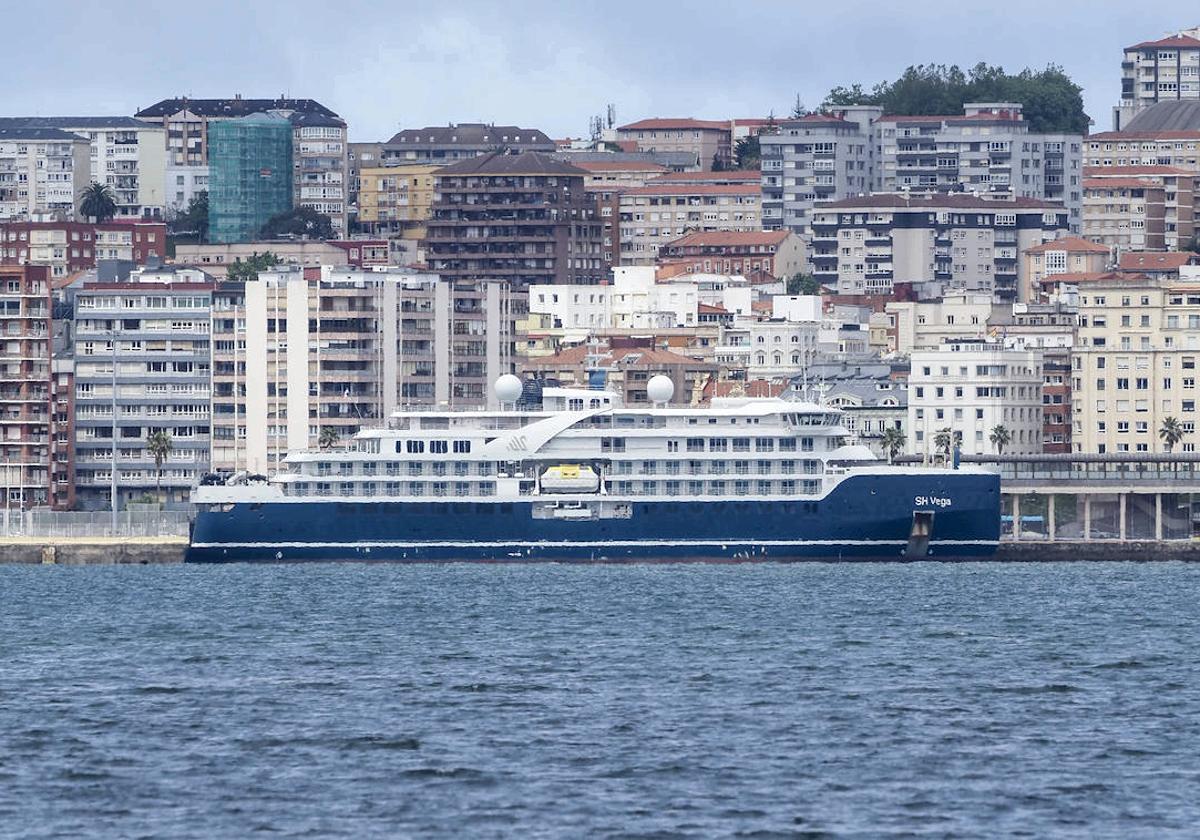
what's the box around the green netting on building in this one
[208,113,293,244]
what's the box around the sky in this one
[5,0,1197,141]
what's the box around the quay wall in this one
[0,540,187,565]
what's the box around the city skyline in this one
[4,1,1196,141]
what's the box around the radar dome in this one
[647,375,675,405]
[494,374,524,404]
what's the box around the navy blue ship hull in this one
[187,471,1000,563]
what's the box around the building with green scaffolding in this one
[208,113,293,243]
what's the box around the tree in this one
[787,273,821,296]
[790,94,807,119]
[318,427,341,451]
[226,251,281,283]
[933,427,961,459]
[1159,416,1185,454]
[146,431,173,500]
[80,182,118,223]
[711,153,727,172]
[259,206,335,240]
[989,424,1012,455]
[881,427,906,464]
[818,62,1088,134]
[734,135,760,170]
[171,191,208,242]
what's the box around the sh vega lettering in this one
[914,495,952,509]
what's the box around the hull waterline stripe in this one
[190,538,1000,549]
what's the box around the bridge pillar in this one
[1119,493,1127,541]
[1083,495,1091,541]
[1012,494,1021,540]
[1155,493,1163,541]
[1047,494,1056,541]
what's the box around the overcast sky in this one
[5,1,1195,140]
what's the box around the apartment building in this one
[0,221,166,278]
[1023,236,1111,297]
[382,123,555,164]
[0,264,52,509]
[573,160,670,270]
[356,164,443,239]
[908,339,1044,457]
[658,230,806,280]
[809,360,907,459]
[207,113,293,244]
[810,195,1070,301]
[1115,30,1200,129]
[1071,273,1200,454]
[1081,166,1198,251]
[0,118,166,219]
[290,113,349,237]
[173,239,390,278]
[0,128,90,222]
[209,267,516,474]
[615,119,732,170]
[1084,130,1200,171]
[70,276,213,509]
[425,151,604,287]
[760,110,878,234]
[618,182,761,265]
[877,104,1083,231]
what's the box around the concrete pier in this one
[0,538,187,565]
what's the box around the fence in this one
[1,509,191,539]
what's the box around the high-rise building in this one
[289,112,349,237]
[207,114,293,244]
[614,119,733,170]
[356,164,443,239]
[1082,165,1199,251]
[0,264,52,510]
[70,272,213,509]
[209,266,517,475]
[0,128,90,222]
[1115,29,1200,129]
[425,151,604,287]
[617,180,762,265]
[381,123,555,165]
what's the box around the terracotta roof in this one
[821,194,1061,210]
[621,183,761,197]
[1126,35,1200,50]
[525,343,711,369]
[1118,251,1200,271]
[707,379,788,399]
[697,303,730,314]
[435,150,587,177]
[648,170,761,183]
[1083,178,1160,190]
[1039,271,1150,284]
[572,160,668,173]
[1087,130,1200,141]
[664,230,790,248]
[1084,165,1192,176]
[618,118,730,132]
[751,300,774,313]
[1025,236,1110,255]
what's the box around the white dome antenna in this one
[647,374,675,406]
[494,374,523,408]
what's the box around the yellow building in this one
[356,164,442,239]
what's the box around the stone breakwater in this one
[0,538,187,565]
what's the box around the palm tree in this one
[989,424,1012,455]
[933,427,962,463]
[881,427,906,464]
[80,182,118,222]
[318,427,340,451]
[146,431,173,500]
[1159,416,1185,454]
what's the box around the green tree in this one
[710,153,727,172]
[146,430,173,499]
[790,94,807,118]
[734,135,760,170]
[933,427,961,459]
[818,62,1088,134]
[989,424,1012,455]
[169,191,209,242]
[259,206,335,240]
[881,426,906,464]
[787,273,821,295]
[318,427,341,451]
[1159,416,1185,454]
[80,182,118,222]
[226,251,281,283]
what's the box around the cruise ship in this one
[187,376,1000,562]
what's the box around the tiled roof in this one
[1087,130,1200,141]
[1118,251,1200,271]
[621,183,761,197]
[648,170,761,183]
[821,194,1061,210]
[386,123,552,146]
[0,127,85,141]
[0,116,150,129]
[618,118,729,132]
[525,343,710,368]
[1039,271,1148,284]
[1084,165,1192,176]
[1126,35,1200,50]
[1124,100,1200,132]
[697,303,730,314]
[435,150,588,177]
[663,230,790,248]
[135,97,340,120]
[1083,178,1161,190]
[1025,236,1110,255]
[572,160,668,173]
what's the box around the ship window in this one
[430,440,448,454]
[395,442,403,454]
[779,438,797,452]
[801,437,814,452]
[407,440,425,453]
[708,437,728,451]
[453,440,471,453]
[601,437,626,452]
[686,437,705,452]
[756,438,775,451]
[453,462,469,476]
[338,462,353,476]
[732,438,750,452]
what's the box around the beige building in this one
[0,128,90,222]
[1023,236,1111,298]
[356,163,442,239]
[619,182,761,265]
[1084,131,1200,171]
[885,292,996,354]
[1081,166,1198,252]
[1072,274,1200,454]
[615,119,732,170]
